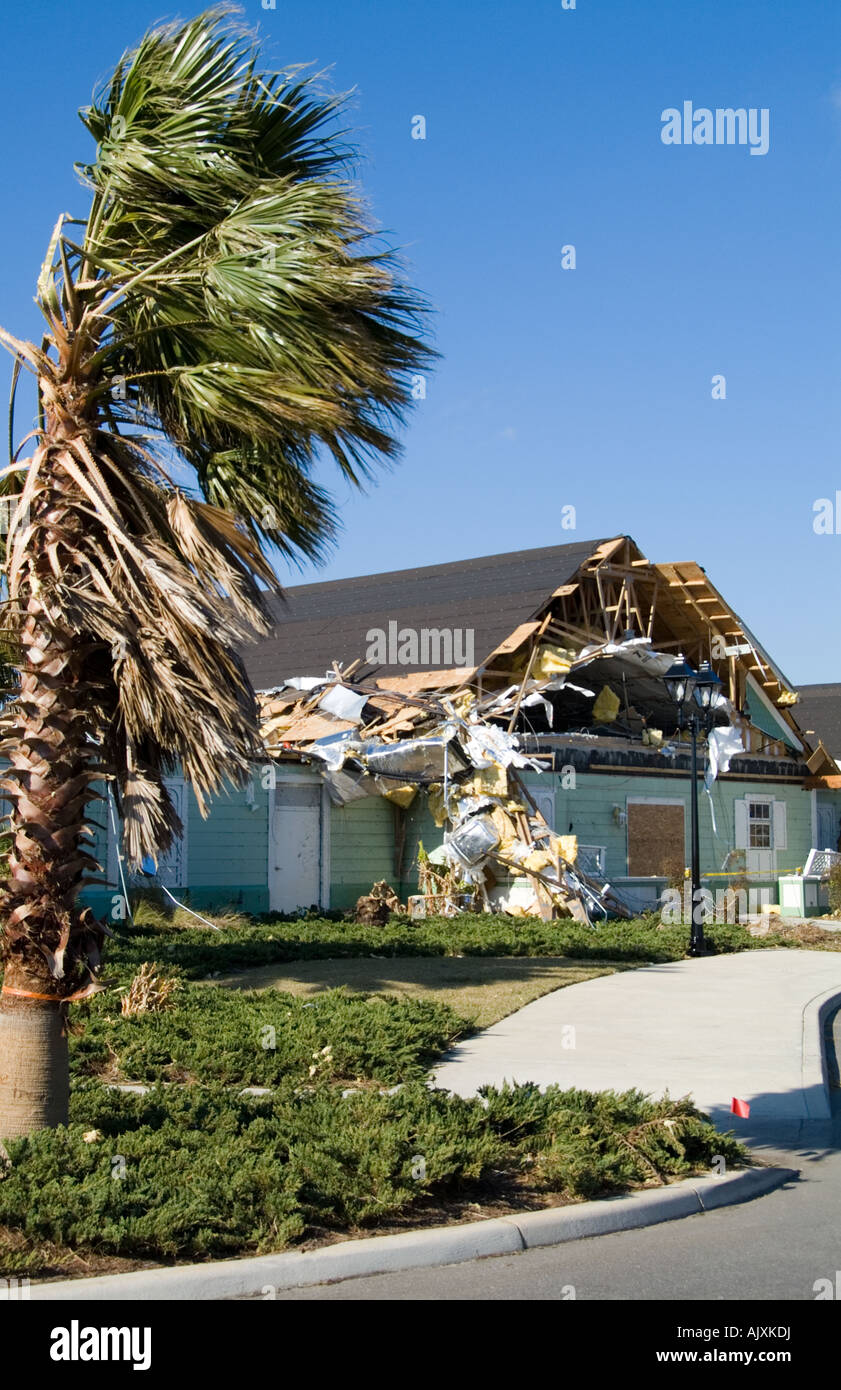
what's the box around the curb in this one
[29,1164,797,1301]
[801,986,841,1120]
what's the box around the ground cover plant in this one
[0,1079,746,1274]
[0,908,762,1276]
[69,983,467,1088]
[107,902,790,981]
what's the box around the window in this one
[735,798,786,855]
[747,800,772,850]
[578,845,606,877]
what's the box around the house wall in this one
[523,770,814,876]
[329,794,399,909]
[401,796,445,900]
[361,769,826,913]
[521,768,817,911]
[745,680,801,749]
[561,770,805,857]
[184,779,269,914]
[80,764,841,922]
[83,774,271,920]
[815,788,841,852]
[81,778,113,919]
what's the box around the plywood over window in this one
[627,802,685,878]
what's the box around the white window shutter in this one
[773,801,787,851]
[734,799,748,850]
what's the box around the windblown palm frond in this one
[77,5,429,526]
[0,5,433,1003]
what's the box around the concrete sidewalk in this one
[432,949,841,1133]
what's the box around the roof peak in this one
[277,536,616,597]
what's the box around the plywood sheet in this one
[275,713,356,743]
[374,668,475,694]
[485,622,541,662]
[627,802,685,878]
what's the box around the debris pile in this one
[353,880,403,925]
[258,654,644,923]
[409,844,476,919]
[250,534,811,923]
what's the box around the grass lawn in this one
[208,956,630,1029]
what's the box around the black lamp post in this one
[662,656,723,955]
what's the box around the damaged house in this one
[87,535,841,922]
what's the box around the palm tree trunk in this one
[0,450,104,1140]
[0,996,68,1139]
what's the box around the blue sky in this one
[1,0,839,680]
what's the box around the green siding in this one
[524,769,814,880]
[80,779,118,920]
[330,771,823,910]
[401,797,445,899]
[329,794,398,908]
[83,774,270,919]
[816,789,841,849]
[79,760,841,922]
[745,685,800,750]
[183,779,268,909]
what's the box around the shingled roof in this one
[242,538,610,690]
[794,684,841,758]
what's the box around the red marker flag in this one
[731,1097,750,1118]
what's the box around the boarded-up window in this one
[627,802,685,877]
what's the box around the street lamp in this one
[662,656,723,955]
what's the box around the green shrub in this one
[0,1082,507,1257]
[103,912,769,984]
[70,983,468,1087]
[3,1085,307,1258]
[0,1080,746,1266]
[828,864,841,917]
[479,1082,745,1196]
[0,905,761,1274]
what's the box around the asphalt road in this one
[269,1010,841,1302]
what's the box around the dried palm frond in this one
[119,961,181,1016]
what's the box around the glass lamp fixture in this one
[663,655,698,711]
[692,660,722,712]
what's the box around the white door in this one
[270,781,323,912]
[818,805,838,852]
[156,779,187,888]
[111,777,188,890]
[737,796,777,877]
[746,848,774,876]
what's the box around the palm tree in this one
[0,7,432,1138]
